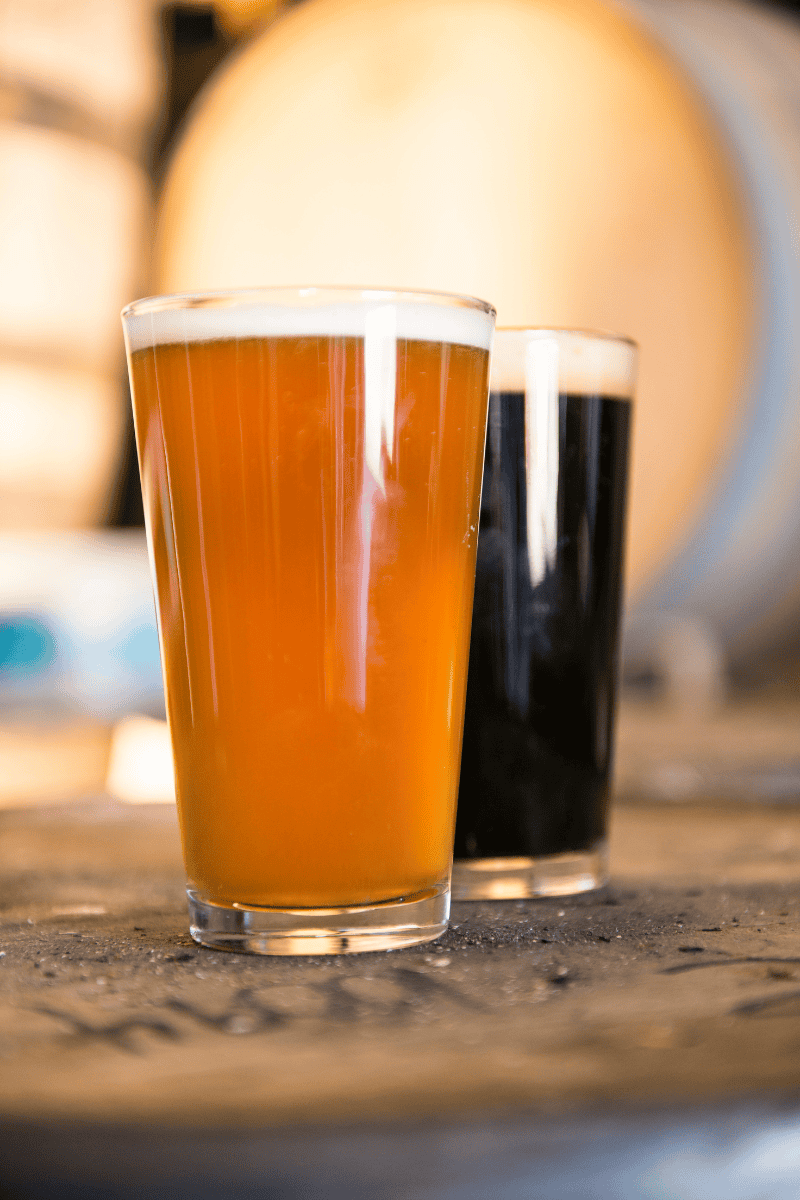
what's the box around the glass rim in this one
[121,284,496,321]
[495,325,638,351]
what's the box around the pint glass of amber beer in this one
[122,287,494,953]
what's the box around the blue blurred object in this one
[0,531,164,719]
[0,615,57,677]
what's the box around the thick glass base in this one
[187,884,450,955]
[450,844,608,900]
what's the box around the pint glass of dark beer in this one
[452,329,636,899]
[122,287,494,952]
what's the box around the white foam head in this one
[490,329,637,398]
[122,287,495,354]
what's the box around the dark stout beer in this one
[454,382,632,867]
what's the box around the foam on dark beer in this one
[490,329,637,399]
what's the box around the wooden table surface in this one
[2,698,800,1197]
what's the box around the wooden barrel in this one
[620,0,800,668]
[0,0,156,529]
[154,0,800,667]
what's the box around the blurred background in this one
[1,0,799,808]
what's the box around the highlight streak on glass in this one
[524,338,560,588]
[182,339,219,716]
[147,371,196,729]
[363,305,397,493]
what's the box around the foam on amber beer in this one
[124,294,494,352]
[125,292,492,911]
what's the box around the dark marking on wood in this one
[730,990,800,1017]
[166,987,286,1033]
[662,956,800,975]
[31,1007,180,1053]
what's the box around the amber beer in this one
[123,288,494,953]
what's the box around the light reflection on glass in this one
[524,337,560,589]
